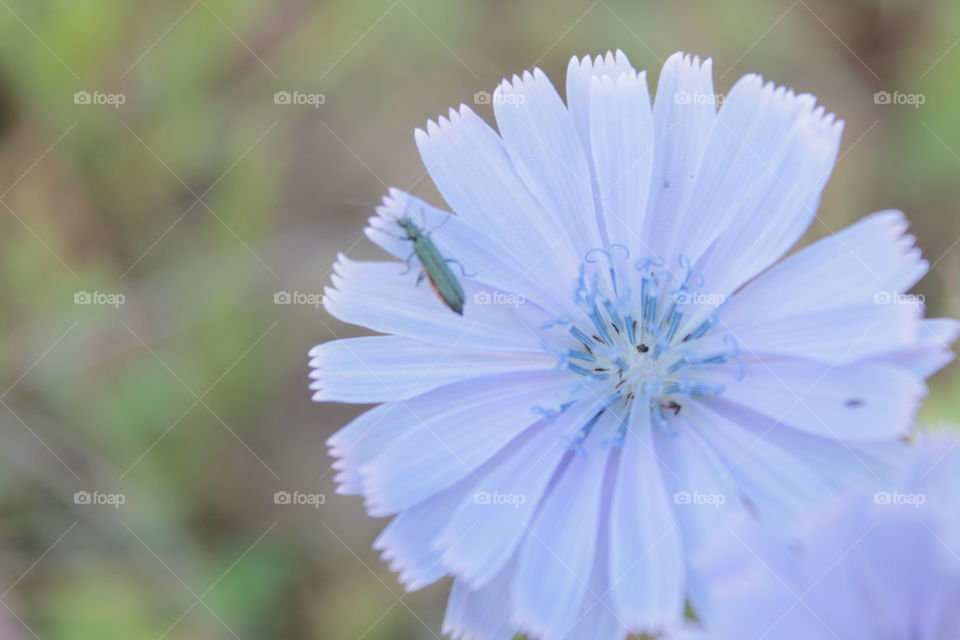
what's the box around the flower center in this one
[557,247,741,445]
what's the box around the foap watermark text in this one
[274,291,323,308]
[74,90,126,108]
[274,490,325,508]
[874,91,925,108]
[274,91,325,108]
[874,491,926,508]
[473,291,525,307]
[74,491,126,508]
[674,490,726,508]
[473,491,526,508]
[75,291,125,308]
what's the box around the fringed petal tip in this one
[417,102,483,146]
[568,49,635,80]
[727,72,842,144]
[664,50,713,76]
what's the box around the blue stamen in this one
[652,405,678,436]
[567,349,597,362]
[584,248,609,264]
[642,276,658,332]
[634,256,665,272]
[609,267,619,298]
[570,409,606,455]
[603,411,630,449]
[569,325,594,348]
[663,307,683,343]
[532,405,559,421]
[685,316,715,341]
[588,306,613,345]
[541,316,572,329]
[683,265,704,291]
[607,244,630,259]
[603,299,625,334]
[686,382,725,396]
[567,362,594,377]
[723,334,746,381]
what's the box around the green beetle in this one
[397,216,466,316]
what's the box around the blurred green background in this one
[0,0,957,638]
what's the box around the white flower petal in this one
[695,102,842,298]
[733,418,907,489]
[654,425,741,551]
[872,318,960,377]
[494,69,603,260]
[324,256,550,352]
[309,336,557,403]
[566,50,635,153]
[360,371,581,516]
[511,433,611,639]
[644,52,716,261]
[723,210,929,324]
[434,402,596,589]
[678,78,841,288]
[705,302,921,365]
[565,50,652,252]
[443,561,518,640]
[684,435,960,638]
[366,188,571,313]
[689,399,836,538]
[373,476,474,591]
[415,105,579,288]
[327,402,408,495]
[589,68,655,253]
[714,360,925,440]
[563,519,625,640]
[608,406,685,631]
[654,423,741,610]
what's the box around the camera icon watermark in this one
[873,491,926,508]
[673,490,726,508]
[274,91,326,108]
[273,490,325,508]
[873,91,925,108]
[73,90,126,108]
[472,291,525,308]
[74,291,125,308]
[74,490,126,508]
[274,291,323,308]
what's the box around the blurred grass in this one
[0,0,957,638]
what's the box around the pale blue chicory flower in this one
[310,51,958,639]
[677,430,960,640]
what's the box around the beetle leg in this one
[445,258,477,278]
[399,250,416,275]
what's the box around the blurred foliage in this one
[0,0,956,638]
